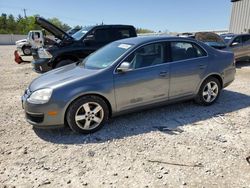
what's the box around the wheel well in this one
[207,74,223,88]
[53,55,79,68]
[64,94,112,125]
[22,45,31,49]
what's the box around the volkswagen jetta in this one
[22,36,236,133]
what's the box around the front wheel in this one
[195,77,221,106]
[66,96,109,134]
[22,46,32,56]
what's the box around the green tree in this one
[0,13,8,33]
[136,28,155,34]
[0,13,73,34]
[47,17,71,31]
[7,14,16,33]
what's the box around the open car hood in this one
[195,32,227,49]
[35,17,72,41]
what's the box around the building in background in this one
[230,0,250,34]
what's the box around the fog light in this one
[39,66,43,71]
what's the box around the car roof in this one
[92,24,135,29]
[115,36,198,45]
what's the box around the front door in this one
[229,36,243,59]
[114,42,170,111]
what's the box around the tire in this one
[66,96,109,134]
[22,46,32,56]
[55,59,75,68]
[195,77,221,106]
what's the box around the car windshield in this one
[82,42,133,69]
[72,26,93,40]
[221,35,234,44]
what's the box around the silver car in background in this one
[22,36,236,134]
[221,33,250,62]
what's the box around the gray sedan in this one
[22,36,236,134]
[221,33,250,62]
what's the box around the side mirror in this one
[117,62,130,72]
[231,42,240,47]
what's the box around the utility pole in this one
[23,8,27,18]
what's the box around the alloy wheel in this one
[75,102,104,130]
[202,81,219,103]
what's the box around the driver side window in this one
[231,36,242,47]
[123,43,164,69]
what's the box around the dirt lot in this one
[0,45,250,188]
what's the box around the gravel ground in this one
[0,45,250,188]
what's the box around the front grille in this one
[26,112,44,123]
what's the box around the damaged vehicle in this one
[16,30,56,56]
[32,17,137,73]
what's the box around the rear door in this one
[169,41,208,99]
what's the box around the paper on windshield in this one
[118,44,132,49]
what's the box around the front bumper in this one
[21,90,65,129]
[32,58,52,73]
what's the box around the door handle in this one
[159,71,168,77]
[199,64,206,69]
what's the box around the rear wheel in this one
[22,46,32,56]
[195,77,221,105]
[55,59,74,68]
[66,96,109,134]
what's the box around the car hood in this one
[35,17,72,41]
[195,32,227,49]
[29,63,100,91]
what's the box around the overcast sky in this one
[0,0,232,32]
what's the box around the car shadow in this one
[236,60,250,68]
[34,90,250,144]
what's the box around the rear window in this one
[171,42,207,62]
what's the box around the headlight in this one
[27,88,53,104]
[38,48,52,59]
